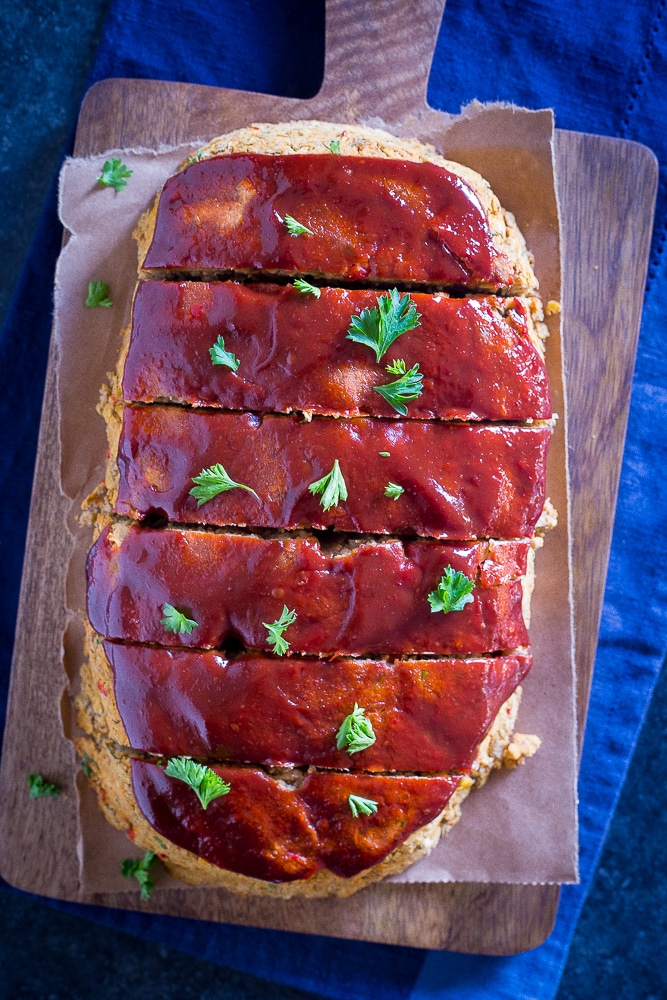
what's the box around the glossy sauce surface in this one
[116,407,550,539]
[124,282,552,421]
[87,526,530,656]
[108,643,531,770]
[132,760,459,881]
[142,154,514,288]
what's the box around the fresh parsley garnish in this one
[427,566,475,614]
[373,359,423,415]
[28,773,60,798]
[80,753,93,777]
[346,289,420,362]
[190,463,259,506]
[308,458,347,510]
[336,704,377,755]
[98,158,133,192]
[121,851,156,900]
[323,138,341,154]
[308,459,348,512]
[348,794,379,818]
[187,150,205,164]
[384,482,404,500]
[161,602,198,635]
[164,757,231,809]
[293,278,321,297]
[209,335,240,371]
[85,280,113,308]
[379,451,390,457]
[262,605,297,656]
[283,214,313,236]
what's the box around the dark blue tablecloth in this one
[1,2,666,997]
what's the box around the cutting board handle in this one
[317,0,446,123]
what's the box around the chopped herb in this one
[161,602,198,635]
[420,668,429,681]
[308,459,348,511]
[336,704,377,755]
[348,793,378,818]
[81,754,93,777]
[379,451,390,457]
[262,605,297,656]
[384,482,404,500]
[209,335,240,371]
[427,566,475,614]
[28,773,60,798]
[283,214,313,236]
[164,757,231,809]
[323,138,341,154]
[97,158,133,192]
[187,150,205,164]
[190,463,259,506]
[373,360,423,415]
[293,278,321,297]
[85,280,113,308]
[121,851,156,900]
[346,288,420,361]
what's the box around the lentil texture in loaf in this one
[81,118,550,896]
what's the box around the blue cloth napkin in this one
[2,1,666,998]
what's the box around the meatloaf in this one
[79,119,552,896]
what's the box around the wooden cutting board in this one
[0,0,657,955]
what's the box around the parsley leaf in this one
[308,459,348,512]
[28,773,60,798]
[293,278,321,298]
[190,463,259,506]
[384,482,404,500]
[283,214,313,236]
[98,158,133,192]
[85,280,113,308]
[427,566,475,614]
[323,139,341,154]
[346,289,420,361]
[80,753,93,777]
[121,851,157,900]
[209,335,240,371]
[373,360,423,415]
[164,757,231,809]
[336,704,377,755]
[348,793,379,818]
[161,602,198,635]
[262,605,297,656]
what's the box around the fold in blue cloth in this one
[1,1,666,998]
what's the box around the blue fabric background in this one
[1,1,665,998]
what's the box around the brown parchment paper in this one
[55,105,578,894]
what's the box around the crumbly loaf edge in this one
[75,677,539,899]
[132,119,538,295]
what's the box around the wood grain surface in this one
[0,0,658,955]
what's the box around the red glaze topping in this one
[123,282,552,421]
[108,643,531,770]
[142,154,514,289]
[131,760,459,881]
[115,407,549,540]
[87,525,530,656]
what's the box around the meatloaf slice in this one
[121,282,551,421]
[79,636,532,771]
[86,523,532,656]
[141,153,515,290]
[111,406,550,540]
